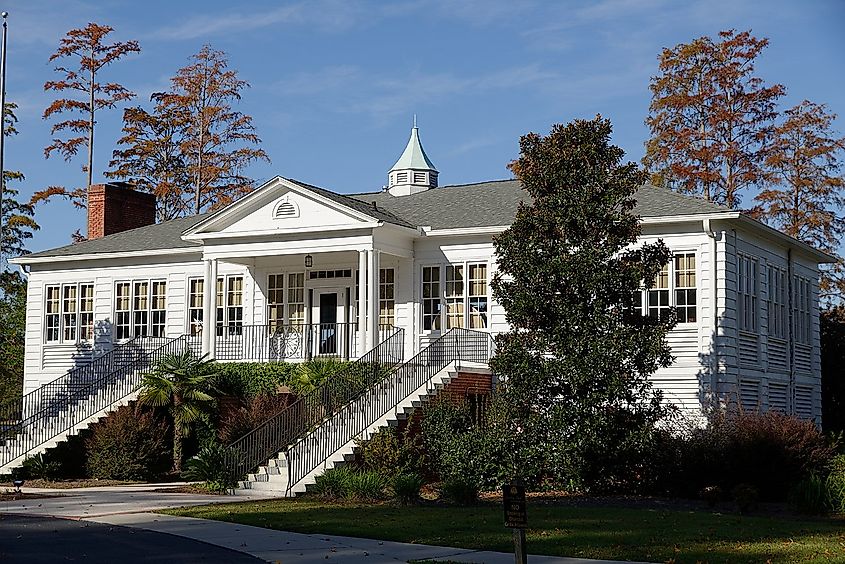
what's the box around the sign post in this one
[503,482,527,564]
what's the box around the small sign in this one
[503,483,527,528]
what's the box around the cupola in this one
[387,118,438,196]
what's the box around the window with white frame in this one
[45,282,94,343]
[795,276,811,345]
[737,254,758,333]
[421,262,489,331]
[647,263,670,321]
[150,281,167,337]
[422,266,441,331]
[216,275,244,335]
[632,253,697,323]
[188,278,204,336]
[114,280,167,340]
[674,253,696,323]
[445,265,464,329]
[379,268,395,327]
[468,263,488,329]
[287,272,305,324]
[767,265,788,340]
[267,274,285,328]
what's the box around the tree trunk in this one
[87,48,95,190]
[173,423,183,473]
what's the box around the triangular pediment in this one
[183,177,380,239]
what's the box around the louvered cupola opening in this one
[387,120,438,197]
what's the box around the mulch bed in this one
[0,479,142,489]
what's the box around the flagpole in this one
[0,12,8,262]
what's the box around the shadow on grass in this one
[164,498,845,563]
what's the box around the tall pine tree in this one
[490,117,675,490]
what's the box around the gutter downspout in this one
[787,248,795,416]
[704,219,719,404]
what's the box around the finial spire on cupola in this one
[387,117,438,196]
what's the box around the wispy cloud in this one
[273,63,557,124]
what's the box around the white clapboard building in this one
[4,125,829,492]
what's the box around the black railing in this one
[0,335,192,468]
[225,327,406,483]
[280,328,493,493]
[214,323,395,362]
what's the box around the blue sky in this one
[4,0,844,253]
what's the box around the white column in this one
[208,258,218,358]
[357,250,367,354]
[201,259,213,356]
[367,249,379,350]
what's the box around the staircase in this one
[0,335,194,473]
[233,328,494,496]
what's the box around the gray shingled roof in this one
[24,180,730,259]
[284,178,417,229]
[24,214,206,259]
[348,180,730,230]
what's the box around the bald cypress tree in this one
[490,117,675,490]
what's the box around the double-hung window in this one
[632,253,697,324]
[445,265,464,329]
[468,263,488,329]
[422,266,441,331]
[187,278,204,336]
[794,276,811,345]
[379,268,395,327]
[738,254,758,333]
[115,279,167,340]
[216,275,244,335]
[267,274,285,328]
[45,282,94,343]
[767,266,788,340]
[287,272,305,324]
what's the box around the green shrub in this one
[732,483,759,514]
[347,470,388,500]
[826,454,845,514]
[291,358,349,395]
[789,474,828,514]
[393,473,424,504]
[212,362,299,398]
[182,444,238,491]
[312,466,354,499]
[356,425,426,479]
[19,453,62,481]
[85,406,170,481]
[441,475,479,505]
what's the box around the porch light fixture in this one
[304,254,313,268]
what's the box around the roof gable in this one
[183,177,413,239]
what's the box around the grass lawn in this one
[162,497,845,563]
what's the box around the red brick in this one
[87,182,156,239]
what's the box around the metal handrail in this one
[227,327,494,493]
[225,327,406,483]
[0,335,194,467]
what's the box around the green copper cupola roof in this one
[389,123,437,172]
[387,119,439,196]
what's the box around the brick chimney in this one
[87,182,157,240]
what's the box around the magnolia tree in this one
[489,117,676,491]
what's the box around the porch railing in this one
[224,327,406,483]
[213,323,395,362]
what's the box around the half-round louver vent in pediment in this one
[273,197,300,219]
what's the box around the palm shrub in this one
[182,443,239,492]
[138,349,217,472]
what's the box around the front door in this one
[312,288,345,356]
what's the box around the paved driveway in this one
[0,514,261,563]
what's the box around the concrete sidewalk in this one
[1,484,649,564]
